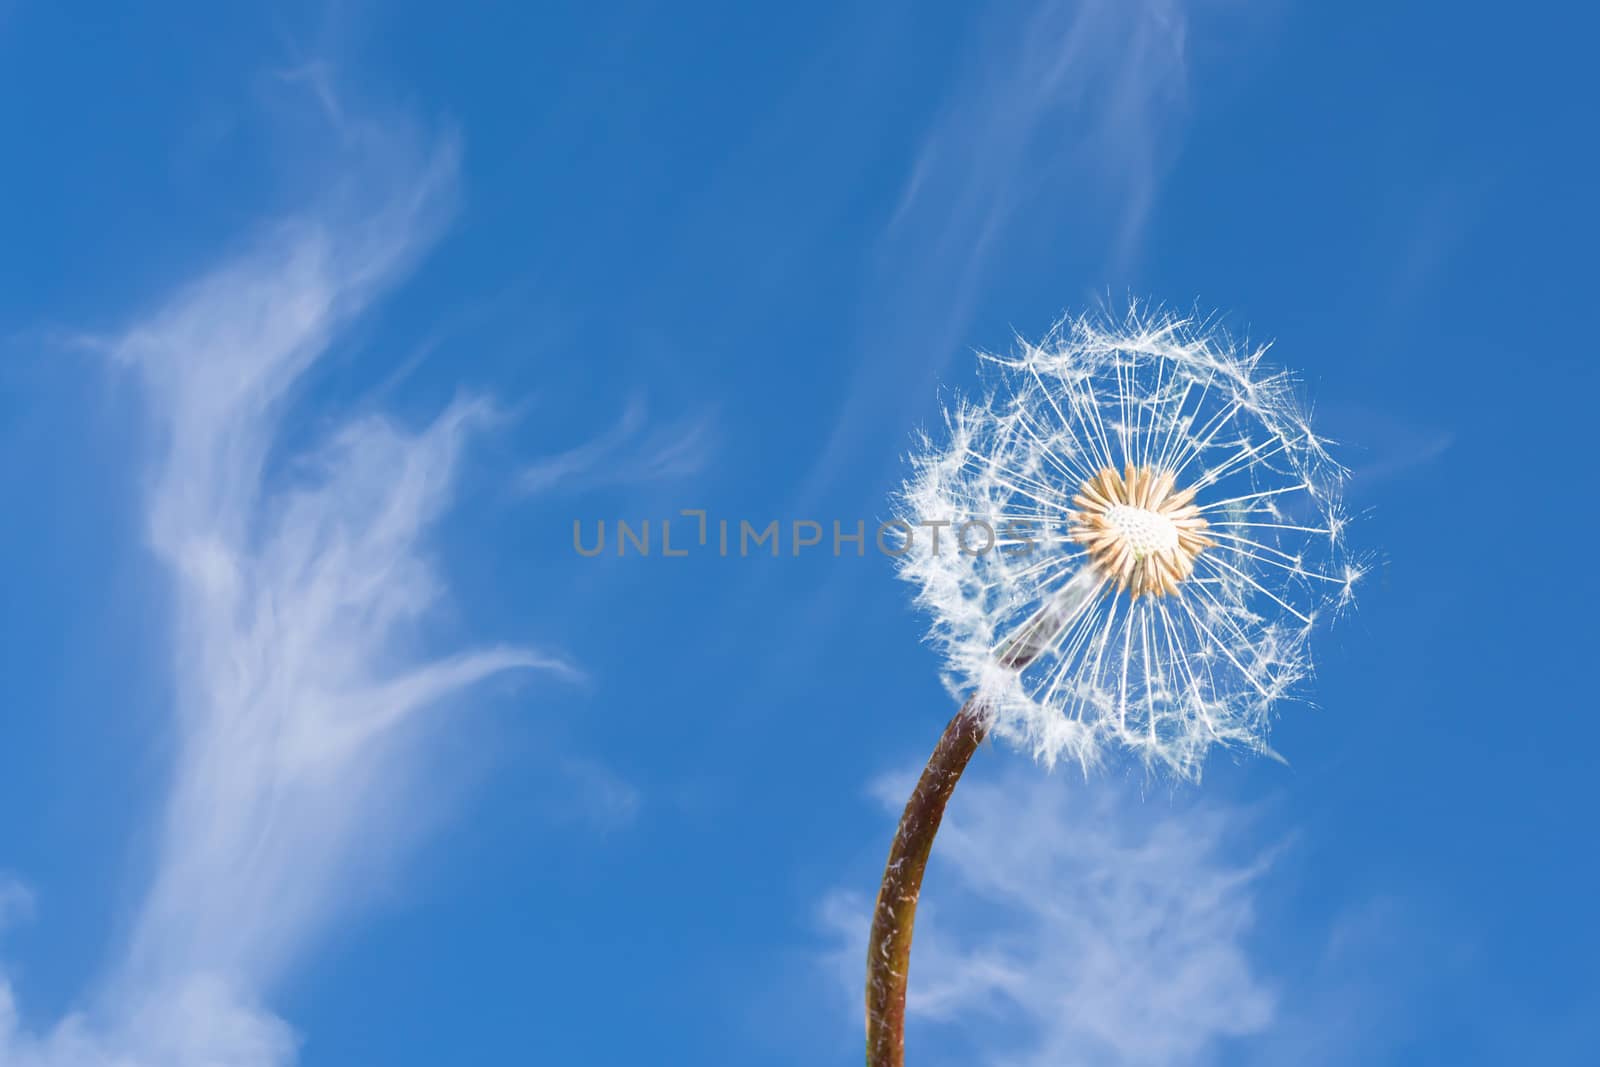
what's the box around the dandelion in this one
[865,304,1361,1067]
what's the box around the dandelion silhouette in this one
[865,304,1362,1066]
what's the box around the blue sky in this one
[1,2,1597,1064]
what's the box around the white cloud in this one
[519,392,714,494]
[547,756,643,832]
[821,764,1278,1067]
[885,0,1195,271]
[1,107,573,1065]
[796,0,1213,511]
[0,974,298,1067]
[0,877,33,932]
[1319,405,1454,496]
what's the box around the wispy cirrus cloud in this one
[799,0,1215,510]
[820,765,1278,1067]
[0,103,573,1066]
[883,0,1195,276]
[543,756,643,832]
[519,392,714,494]
[0,877,32,932]
[1319,405,1455,497]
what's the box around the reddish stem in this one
[864,699,989,1067]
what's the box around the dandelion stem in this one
[865,698,988,1067]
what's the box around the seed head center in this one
[1070,465,1214,599]
[1105,504,1179,559]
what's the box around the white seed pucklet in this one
[897,305,1362,778]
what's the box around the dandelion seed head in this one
[897,304,1355,779]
